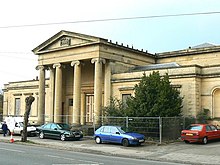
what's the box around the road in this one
[0,142,188,165]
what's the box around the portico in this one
[32,30,153,125]
[36,60,107,125]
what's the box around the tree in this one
[125,71,183,117]
[103,97,127,117]
[197,108,211,123]
[21,95,35,142]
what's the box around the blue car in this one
[94,125,145,147]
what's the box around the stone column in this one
[71,61,81,126]
[91,58,106,125]
[104,60,111,107]
[80,93,86,125]
[36,65,45,125]
[49,66,55,122]
[53,63,63,123]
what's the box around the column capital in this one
[36,65,49,71]
[53,63,61,68]
[71,60,80,67]
[48,65,55,70]
[91,58,106,64]
[36,65,45,70]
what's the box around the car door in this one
[50,123,61,138]
[210,125,220,139]
[109,126,122,143]
[43,123,52,137]
[205,125,215,140]
[13,122,21,134]
[100,126,111,142]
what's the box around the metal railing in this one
[93,116,196,144]
[1,114,197,144]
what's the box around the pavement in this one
[1,135,220,165]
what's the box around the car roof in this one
[191,124,215,126]
[100,125,121,128]
[45,123,69,125]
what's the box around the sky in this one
[0,0,220,90]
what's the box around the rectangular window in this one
[69,99,73,106]
[15,98,21,115]
[122,94,131,105]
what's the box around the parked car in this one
[181,124,220,144]
[94,125,145,147]
[0,122,3,134]
[5,116,36,136]
[36,123,83,141]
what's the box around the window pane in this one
[69,99,73,106]
[122,94,131,105]
[15,98,21,115]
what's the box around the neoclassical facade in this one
[3,30,220,125]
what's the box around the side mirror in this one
[116,132,120,135]
[54,128,58,130]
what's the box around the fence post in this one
[183,117,185,129]
[126,116,128,129]
[93,114,96,134]
[159,117,162,144]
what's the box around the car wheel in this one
[39,132,44,139]
[184,140,189,144]
[202,137,208,144]
[60,134,66,141]
[122,138,129,147]
[95,136,102,144]
[75,137,81,141]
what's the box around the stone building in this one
[3,30,220,125]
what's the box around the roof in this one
[192,43,216,49]
[131,62,180,71]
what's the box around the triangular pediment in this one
[32,30,107,54]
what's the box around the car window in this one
[44,123,51,129]
[20,122,24,127]
[111,127,119,134]
[51,124,58,130]
[58,123,70,130]
[206,126,212,131]
[103,126,111,133]
[187,125,202,131]
[96,126,104,133]
[210,125,217,131]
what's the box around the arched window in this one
[213,89,220,118]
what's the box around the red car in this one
[181,124,220,144]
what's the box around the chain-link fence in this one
[1,114,197,144]
[94,116,196,144]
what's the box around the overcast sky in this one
[0,0,220,89]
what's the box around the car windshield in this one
[186,125,203,131]
[57,123,71,130]
[117,127,126,134]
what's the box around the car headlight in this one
[131,137,138,140]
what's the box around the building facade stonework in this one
[3,30,220,125]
